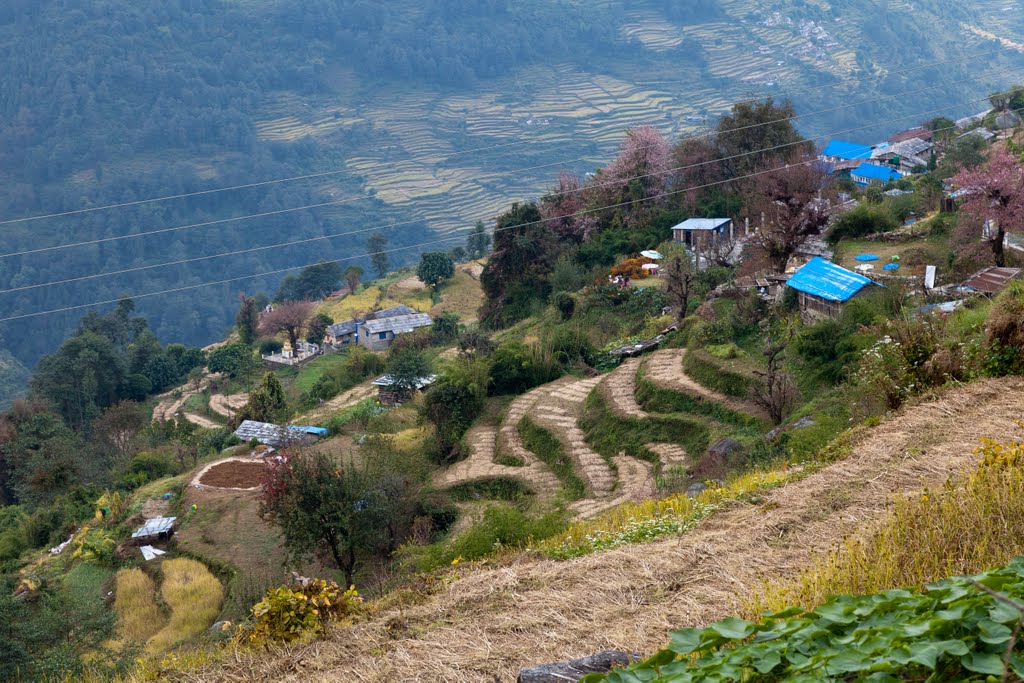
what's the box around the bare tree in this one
[93,401,147,463]
[749,160,832,272]
[665,255,696,323]
[258,300,316,349]
[752,337,799,425]
[693,229,739,268]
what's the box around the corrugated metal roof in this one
[821,140,872,160]
[670,218,731,232]
[372,374,438,389]
[786,257,876,302]
[234,420,288,446]
[326,320,357,336]
[888,127,932,144]
[132,517,177,539]
[370,304,417,319]
[851,163,902,182]
[890,138,932,157]
[362,313,433,334]
[289,425,329,436]
[962,266,1022,294]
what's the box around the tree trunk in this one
[286,327,299,350]
[994,229,1006,268]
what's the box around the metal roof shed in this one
[962,266,1023,295]
[234,420,288,447]
[132,517,177,541]
[787,257,879,321]
[821,140,872,161]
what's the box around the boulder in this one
[708,437,742,458]
[517,650,640,682]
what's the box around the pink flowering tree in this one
[953,147,1024,268]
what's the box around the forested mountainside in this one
[0,0,1022,401]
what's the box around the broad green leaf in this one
[752,648,782,674]
[988,601,1023,624]
[961,651,1006,676]
[815,602,857,625]
[707,616,757,640]
[669,628,704,655]
[977,618,1014,645]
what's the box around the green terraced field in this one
[248,0,1024,241]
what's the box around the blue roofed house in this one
[786,257,879,321]
[820,140,872,164]
[850,163,902,187]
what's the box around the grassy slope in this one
[171,376,1024,682]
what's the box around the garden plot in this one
[194,457,268,491]
[644,349,768,420]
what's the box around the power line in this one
[2,80,1018,297]
[1,43,1018,227]
[0,66,1013,261]
[0,103,1016,324]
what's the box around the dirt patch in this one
[199,460,268,489]
[392,276,426,291]
[187,377,1024,682]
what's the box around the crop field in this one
[248,3,1015,246]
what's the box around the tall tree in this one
[367,232,390,279]
[748,161,833,272]
[92,400,146,464]
[539,172,595,243]
[307,313,333,345]
[236,293,261,345]
[953,147,1024,268]
[261,452,397,586]
[587,126,670,230]
[385,349,433,396]
[416,252,455,288]
[31,332,127,431]
[344,266,364,293]
[259,300,316,350]
[664,254,696,323]
[480,202,560,328]
[465,220,494,258]
[716,98,808,177]
[275,262,343,302]
[239,372,287,423]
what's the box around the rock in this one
[708,437,742,458]
[792,417,816,429]
[687,482,707,497]
[518,651,640,683]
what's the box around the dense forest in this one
[0,0,1022,407]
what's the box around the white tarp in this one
[139,545,167,561]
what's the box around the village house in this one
[359,312,433,352]
[786,256,879,322]
[671,218,733,249]
[850,162,902,186]
[819,140,872,174]
[324,305,422,348]
[887,127,932,145]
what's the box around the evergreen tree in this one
[368,233,390,279]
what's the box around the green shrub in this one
[431,312,461,345]
[683,350,752,398]
[447,477,533,502]
[687,318,732,348]
[553,292,576,320]
[258,338,283,355]
[488,342,562,395]
[827,203,899,243]
[248,578,363,645]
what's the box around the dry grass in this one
[317,286,381,322]
[146,559,224,653]
[163,377,1024,682]
[750,425,1024,616]
[428,270,484,322]
[114,569,166,643]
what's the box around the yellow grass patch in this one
[317,286,381,321]
[146,559,224,653]
[429,270,483,321]
[114,569,166,643]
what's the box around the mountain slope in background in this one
[0,0,1022,399]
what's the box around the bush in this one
[609,258,648,280]
[826,203,900,243]
[431,312,461,345]
[553,292,576,320]
[248,578,362,645]
[687,317,732,348]
[488,342,562,395]
[258,338,283,355]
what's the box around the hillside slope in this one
[181,377,1024,681]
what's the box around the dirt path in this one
[602,357,647,419]
[433,425,561,499]
[529,376,616,496]
[195,377,1024,682]
[644,349,768,420]
[300,381,377,423]
[209,393,248,419]
[183,412,221,430]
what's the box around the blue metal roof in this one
[821,140,872,160]
[851,163,902,182]
[786,257,875,302]
[289,425,329,436]
[671,218,732,232]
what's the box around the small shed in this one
[131,517,177,543]
[786,257,878,321]
[850,163,902,186]
[820,140,872,163]
[961,266,1023,295]
[671,218,733,248]
[372,374,438,406]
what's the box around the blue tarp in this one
[289,425,329,436]
[855,254,879,262]
[883,263,900,271]
[787,257,876,302]
[822,140,872,160]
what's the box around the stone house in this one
[786,256,879,322]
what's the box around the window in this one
[378,332,387,340]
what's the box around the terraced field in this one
[247,2,996,243]
[432,347,762,520]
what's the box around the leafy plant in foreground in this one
[588,558,1024,682]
